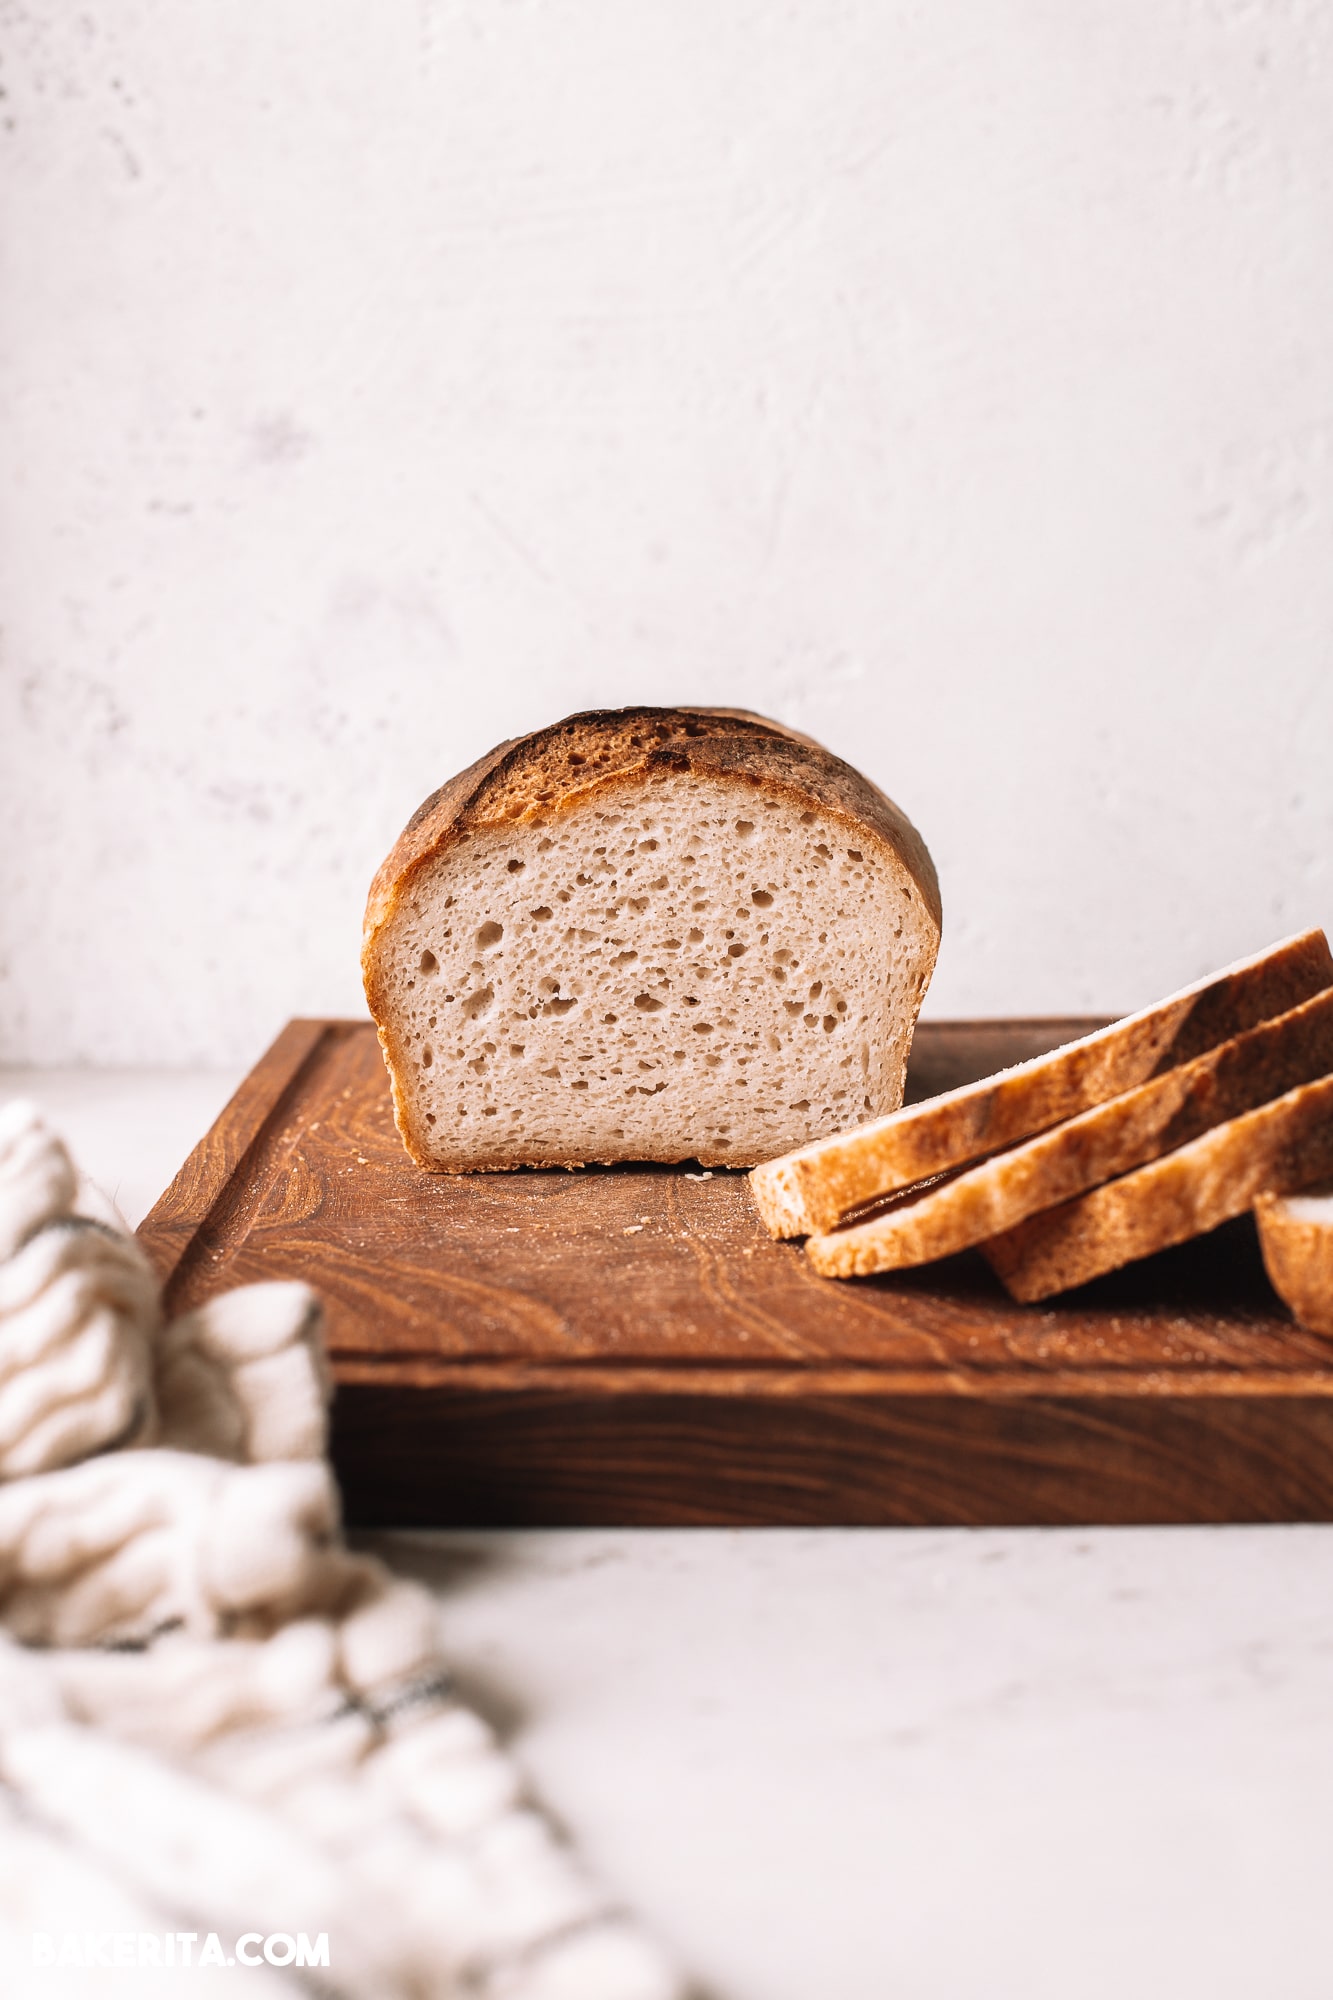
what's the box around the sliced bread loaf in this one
[980,1071,1333,1302]
[362,708,941,1170]
[751,928,1333,1238]
[806,984,1333,1278]
[1255,1185,1333,1335]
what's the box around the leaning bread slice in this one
[363,707,940,1170]
[1255,1183,1333,1335]
[807,984,1333,1278]
[751,928,1333,1238]
[979,1071,1333,1302]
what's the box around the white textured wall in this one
[2,1,1331,1064]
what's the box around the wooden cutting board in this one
[136,1018,1333,1527]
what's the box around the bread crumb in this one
[623,1224,644,1235]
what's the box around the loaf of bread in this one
[750,928,1333,1238]
[1255,1185,1333,1335]
[805,983,1333,1278]
[362,708,941,1170]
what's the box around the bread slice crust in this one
[363,707,941,1171]
[1255,1184,1333,1335]
[980,1070,1333,1302]
[806,984,1333,1278]
[751,928,1333,1238]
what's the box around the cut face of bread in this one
[363,710,940,1170]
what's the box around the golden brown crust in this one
[751,928,1333,1238]
[364,706,939,954]
[1255,1185,1333,1335]
[807,985,1333,1278]
[980,1070,1333,1302]
[363,707,942,1170]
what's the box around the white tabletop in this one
[6,1068,1333,2000]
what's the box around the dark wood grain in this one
[137,1017,1333,1526]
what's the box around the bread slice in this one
[750,928,1333,1238]
[979,1071,1333,1302]
[1255,1184,1333,1335]
[362,707,941,1170]
[806,984,1333,1278]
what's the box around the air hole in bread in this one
[420,950,438,974]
